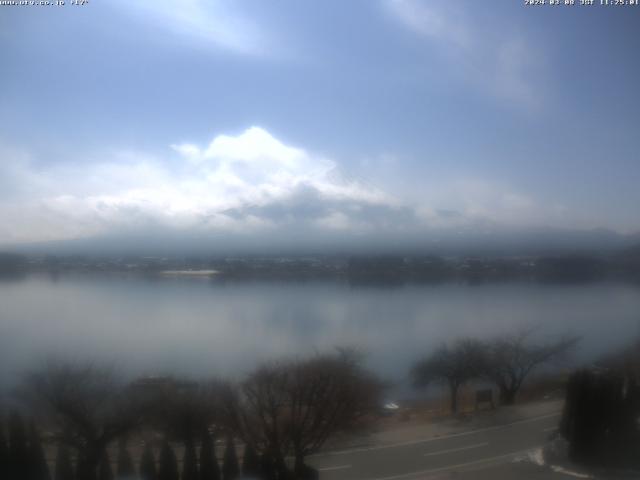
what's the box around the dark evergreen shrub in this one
[241,444,260,478]
[182,439,199,480]
[259,453,276,480]
[98,450,113,480]
[28,422,51,480]
[139,443,157,480]
[75,448,97,480]
[8,412,30,479]
[198,431,219,480]
[221,438,239,480]
[0,417,9,480]
[116,439,135,478]
[157,441,179,480]
[561,369,640,468]
[294,463,318,480]
[54,444,74,480]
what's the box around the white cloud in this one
[0,128,404,244]
[384,0,542,108]
[494,39,539,108]
[170,143,202,163]
[413,178,575,230]
[110,0,267,55]
[0,127,595,247]
[386,0,469,49]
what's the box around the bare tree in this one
[139,377,225,445]
[223,351,383,478]
[411,339,485,414]
[481,330,579,405]
[222,364,291,476]
[286,353,382,475]
[23,363,147,480]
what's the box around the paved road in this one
[308,412,567,480]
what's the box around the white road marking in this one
[543,426,557,432]
[312,412,560,457]
[369,448,537,480]
[318,464,352,472]
[424,442,488,457]
[550,465,593,478]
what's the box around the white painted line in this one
[424,442,488,457]
[369,448,537,480]
[550,465,593,478]
[543,427,557,432]
[318,464,352,472]
[312,412,560,457]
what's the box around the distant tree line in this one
[7,250,640,283]
[347,255,614,285]
[0,253,27,276]
[411,329,579,413]
[0,351,383,480]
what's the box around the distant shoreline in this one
[159,269,219,276]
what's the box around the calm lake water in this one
[1,274,639,390]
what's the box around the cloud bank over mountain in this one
[0,128,419,247]
[0,127,631,254]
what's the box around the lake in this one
[1,273,639,391]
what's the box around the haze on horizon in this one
[1,1,639,254]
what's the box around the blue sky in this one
[1,0,638,247]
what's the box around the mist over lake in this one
[1,274,638,391]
